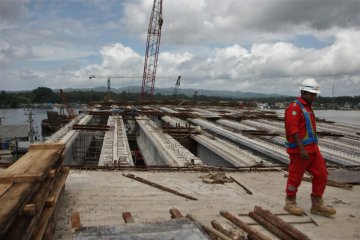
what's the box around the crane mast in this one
[140,0,163,101]
[59,89,75,119]
[173,75,181,97]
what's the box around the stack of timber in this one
[0,143,68,240]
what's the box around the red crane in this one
[59,89,75,119]
[140,0,163,101]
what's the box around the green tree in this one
[31,87,59,103]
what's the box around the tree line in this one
[0,87,359,109]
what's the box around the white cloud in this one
[0,0,359,97]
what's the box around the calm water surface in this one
[275,109,359,126]
[0,108,84,138]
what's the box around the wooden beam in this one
[71,212,81,231]
[220,210,271,240]
[254,206,311,240]
[187,214,233,240]
[0,149,63,183]
[169,208,184,219]
[45,196,56,207]
[28,143,65,150]
[32,171,69,240]
[211,220,240,240]
[122,173,197,200]
[122,212,135,223]
[0,182,39,238]
[21,204,36,217]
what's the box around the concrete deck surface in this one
[55,170,360,240]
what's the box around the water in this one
[275,109,359,127]
[314,110,359,126]
[0,108,84,139]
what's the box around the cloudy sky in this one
[0,0,359,96]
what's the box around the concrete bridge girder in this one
[136,116,203,167]
[98,115,133,167]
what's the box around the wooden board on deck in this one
[0,147,64,183]
[0,144,65,238]
[32,169,69,240]
[0,182,40,238]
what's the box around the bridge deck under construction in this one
[1,102,359,239]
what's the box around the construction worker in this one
[284,78,336,217]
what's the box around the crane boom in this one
[59,89,75,119]
[140,0,163,101]
[173,75,181,97]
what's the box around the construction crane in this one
[173,75,181,97]
[89,75,141,101]
[140,0,163,101]
[59,89,75,119]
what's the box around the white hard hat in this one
[299,78,321,94]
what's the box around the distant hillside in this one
[62,86,285,98]
[7,86,285,98]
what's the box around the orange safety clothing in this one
[284,97,328,197]
[285,97,318,154]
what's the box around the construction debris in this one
[200,172,233,184]
[211,220,246,240]
[122,173,198,200]
[248,211,294,240]
[220,210,272,240]
[187,213,233,240]
[230,176,253,194]
[253,206,312,240]
[170,208,184,219]
[122,212,135,223]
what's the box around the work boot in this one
[284,196,304,216]
[310,195,336,216]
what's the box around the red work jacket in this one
[284,97,319,154]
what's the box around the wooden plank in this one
[220,210,271,240]
[48,169,56,178]
[0,183,12,199]
[3,213,37,240]
[122,212,135,223]
[32,170,69,240]
[21,176,56,217]
[0,173,45,184]
[1,150,43,179]
[0,149,50,197]
[71,212,81,230]
[3,172,57,240]
[22,204,36,217]
[0,149,62,183]
[28,143,66,150]
[187,214,233,240]
[45,196,56,207]
[0,182,40,238]
[0,152,63,238]
[211,220,240,240]
[169,208,184,219]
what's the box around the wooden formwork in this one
[0,143,69,240]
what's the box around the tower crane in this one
[89,75,141,100]
[173,75,181,97]
[140,0,163,101]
